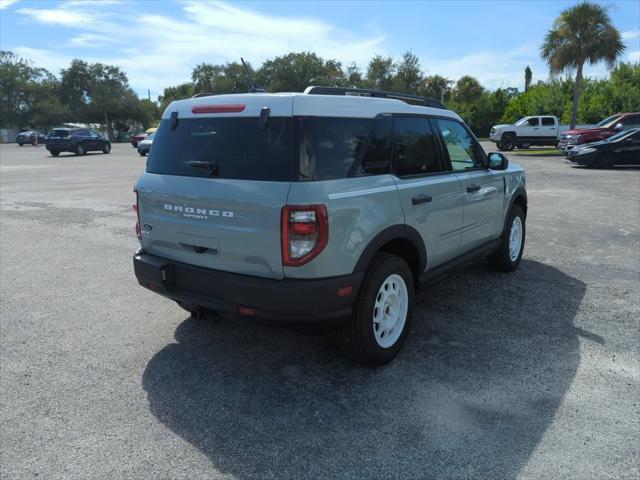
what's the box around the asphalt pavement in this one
[1,142,638,479]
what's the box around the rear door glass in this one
[146,117,293,181]
[393,116,442,176]
[298,117,372,180]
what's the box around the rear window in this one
[50,129,70,138]
[147,117,293,181]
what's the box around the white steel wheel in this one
[372,273,408,348]
[509,216,523,262]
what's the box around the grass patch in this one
[510,148,562,156]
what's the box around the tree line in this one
[2,50,638,138]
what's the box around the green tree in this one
[345,62,364,88]
[365,55,395,90]
[158,83,195,112]
[421,75,453,102]
[60,60,142,139]
[255,52,344,92]
[524,66,532,92]
[392,51,423,93]
[191,61,254,94]
[453,75,484,103]
[540,1,624,129]
[0,50,66,128]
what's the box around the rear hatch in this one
[136,95,294,280]
[46,129,72,148]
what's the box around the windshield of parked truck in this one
[597,114,621,127]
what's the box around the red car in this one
[558,112,640,154]
[131,132,148,148]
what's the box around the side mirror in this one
[488,152,509,170]
[614,123,624,131]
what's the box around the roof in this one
[162,92,460,121]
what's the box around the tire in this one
[75,144,85,156]
[18,143,23,147]
[50,151,60,157]
[596,152,614,169]
[103,143,111,154]
[488,204,525,272]
[499,134,516,151]
[139,151,146,156]
[338,253,414,365]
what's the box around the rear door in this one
[541,117,558,140]
[391,116,464,269]
[137,97,294,280]
[435,118,503,250]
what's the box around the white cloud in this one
[621,29,640,41]
[12,0,386,97]
[628,50,640,62]
[0,0,20,9]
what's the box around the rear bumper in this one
[133,252,363,323]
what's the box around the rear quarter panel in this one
[285,175,404,279]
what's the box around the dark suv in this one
[45,128,111,156]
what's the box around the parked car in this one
[490,116,593,151]
[137,132,155,156]
[558,112,640,154]
[133,86,527,365]
[567,128,640,168]
[16,130,46,146]
[45,128,111,156]
[131,127,157,148]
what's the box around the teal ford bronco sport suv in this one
[133,86,527,365]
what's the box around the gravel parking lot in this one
[1,142,638,479]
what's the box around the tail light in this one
[281,205,328,267]
[133,193,141,240]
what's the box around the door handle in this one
[411,194,432,205]
[466,184,481,193]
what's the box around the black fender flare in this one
[353,224,427,274]
[501,187,528,236]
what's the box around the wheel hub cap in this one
[373,274,408,348]
[509,217,523,261]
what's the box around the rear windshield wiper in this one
[183,160,219,176]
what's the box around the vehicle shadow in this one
[142,259,586,479]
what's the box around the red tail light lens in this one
[281,205,328,267]
[133,194,141,240]
[191,104,246,114]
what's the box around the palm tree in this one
[524,66,532,92]
[540,2,624,129]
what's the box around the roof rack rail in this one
[304,86,446,109]
[191,92,221,98]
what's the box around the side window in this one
[622,116,640,129]
[89,130,100,137]
[541,117,555,126]
[527,118,540,126]
[436,118,485,171]
[77,128,90,136]
[357,117,392,176]
[298,117,372,180]
[393,116,442,176]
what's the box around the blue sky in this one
[1,0,639,99]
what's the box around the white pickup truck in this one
[490,116,593,151]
